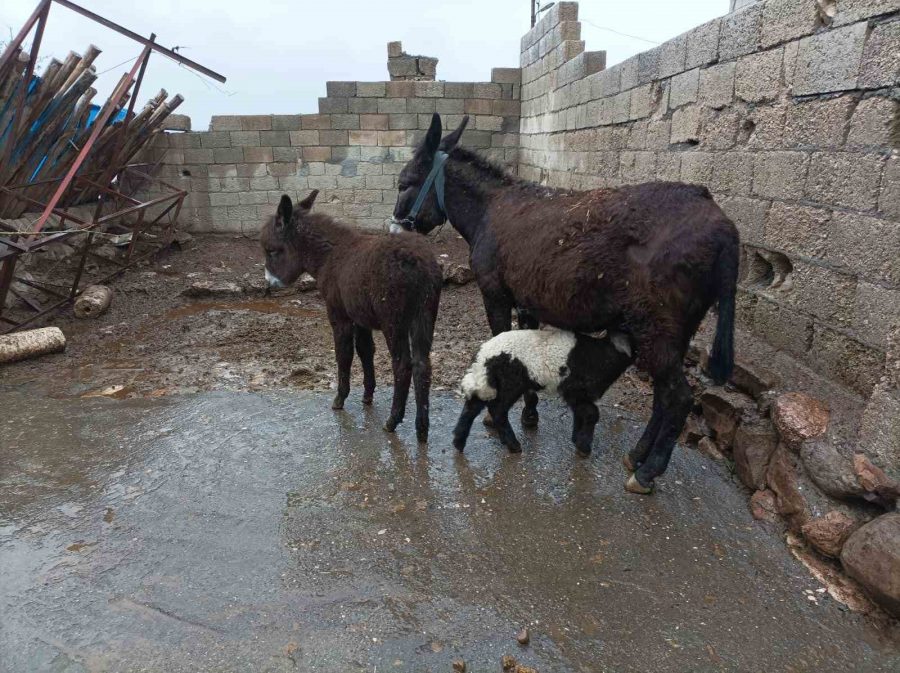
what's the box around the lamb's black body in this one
[453,331,634,456]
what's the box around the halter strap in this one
[406,150,449,224]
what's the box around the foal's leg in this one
[453,396,487,451]
[354,326,376,404]
[627,367,693,494]
[410,307,437,443]
[624,392,664,473]
[329,319,355,410]
[383,328,412,433]
[517,309,541,428]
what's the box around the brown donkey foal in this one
[261,191,442,441]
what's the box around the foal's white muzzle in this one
[265,267,285,288]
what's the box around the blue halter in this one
[403,150,449,228]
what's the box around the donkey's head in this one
[391,112,468,234]
[260,190,319,288]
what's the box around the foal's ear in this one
[276,194,293,229]
[298,189,319,212]
[422,112,442,156]
[439,115,469,152]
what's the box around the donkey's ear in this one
[276,194,293,229]
[298,189,319,211]
[422,112,442,156]
[439,115,469,151]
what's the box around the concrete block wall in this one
[144,73,521,232]
[517,0,899,396]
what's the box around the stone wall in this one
[517,0,899,397]
[143,69,520,232]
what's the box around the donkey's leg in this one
[624,392,664,473]
[453,396,487,451]
[354,326,376,404]
[410,305,437,443]
[330,320,355,410]
[517,309,541,428]
[383,329,412,433]
[572,400,600,457]
[627,367,693,495]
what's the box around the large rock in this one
[801,510,861,558]
[801,438,865,500]
[772,392,830,450]
[699,388,752,446]
[750,489,779,523]
[841,513,900,617]
[853,453,900,508]
[438,259,475,285]
[182,280,244,298]
[730,359,780,399]
[733,417,778,490]
[766,444,808,529]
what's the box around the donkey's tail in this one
[707,234,739,385]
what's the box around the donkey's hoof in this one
[576,447,592,458]
[506,442,523,454]
[624,473,654,495]
[384,418,400,433]
[453,438,466,452]
[332,396,346,410]
[362,393,374,405]
[521,409,539,428]
[482,413,495,428]
[622,454,636,473]
[416,431,428,444]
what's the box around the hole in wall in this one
[181,169,192,177]
[738,118,756,144]
[745,249,793,291]
[815,0,837,27]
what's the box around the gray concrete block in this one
[349,98,379,113]
[752,150,810,200]
[853,282,900,350]
[671,105,701,143]
[793,23,867,95]
[209,115,242,131]
[271,115,302,131]
[259,131,290,147]
[710,151,754,195]
[330,114,360,130]
[669,68,700,109]
[327,81,357,98]
[230,131,260,147]
[199,131,231,149]
[637,47,660,85]
[764,201,830,258]
[859,19,900,89]
[847,95,899,148]
[492,67,522,84]
[407,98,436,113]
[880,156,900,218]
[828,211,900,284]
[318,97,348,114]
[241,116,272,131]
[806,151,886,210]
[377,98,407,114]
[680,151,715,184]
[658,33,687,79]
[783,96,854,148]
[808,323,883,396]
[357,82,387,97]
[720,2,763,61]
[212,148,244,164]
[699,62,735,109]
[832,0,900,27]
[700,108,741,149]
[300,114,332,130]
[686,18,721,69]
[290,130,320,146]
[735,47,783,103]
[720,196,769,242]
[761,0,821,48]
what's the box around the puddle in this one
[165,298,321,320]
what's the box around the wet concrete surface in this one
[1,388,898,672]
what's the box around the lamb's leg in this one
[517,309,540,428]
[488,398,521,453]
[330,320,355,410]
[453,396,486,451]
[481,295,513,428]
[354,326,376,405]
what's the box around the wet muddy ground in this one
[2,233,898,671]
[2,389,899,672]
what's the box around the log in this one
[0,326,66,364]
[73,284,112,318]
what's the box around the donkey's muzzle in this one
[389,216,414,234]
[265,268,285,289]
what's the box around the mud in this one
[2,389,899,672]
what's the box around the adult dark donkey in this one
[392,113,740,494]
[262,190,442,442]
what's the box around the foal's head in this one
[260,190,318,288]
[392,112,468,234]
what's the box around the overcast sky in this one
[2,1,726,129]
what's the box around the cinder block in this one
[793,23,867,95]
[710,151,754,196]
[388,113,418,130]
[243,146,273,163]
[213,148,244,164]
[414,82,444,97]
[272,147,300,163]
[880,156,900,218]
[700,108,740,150]
[657,33,687,79]
[209,192,240,207]
[782,96,854,148]
[805,151,885,210]
[685,18,721,69]
[720,196,769,242]
[589,66,620,99]
[377,98,407,114]
[492,67,521,84]
[357,82,387,97]
[327,81,357,98]
[492,99,520,117]
[319,130,349,146]
[647,119,672,149]
[239,192,269,206]
[655,152,682,181]
[271,115,302,131]
[236,163,268,177]
[735,48,783,103]
[827,211,900,285]
[241,116,272,131]
[680,151,714,184]
[699,62,735,109]
[407,98,436,114]
[761,0,820,48]
[751,294,812,359]
[229,131,260,147]
[619,55,640,90]
[259,131,290,147]
[331,114,360,130]
[630,84,652,120]
[360,114,390,131]
[474,82,502,99]
[219,177,251,193]
[847,96,899,148]
[302,146,332,162]
[853,282,900,350]
[349,130,378,146]
[859,20,900,89]
[832,0,900,26]
[386,81,415,97]
[620,151,657,183]
[444,82,475,98]
[349,98,379,113]
[475,115,503,131]
[671,105,701,144]
[719,2,763,61]
[378,130,406,146]
[752,151,809,200]
[308,176,338,190]
[184,148,214,164]
[809,323,883,396]
[764,201,830,257]
[669,68,700,109]
[208,163,237,178]
[637,47,660,85]
[300,114,332,130]
[318,97,348,114]
[290,130,319,146]
[464,98,493,115]
[209,115,241,131]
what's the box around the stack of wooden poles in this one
[0,44,183,222]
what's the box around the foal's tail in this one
[707,233,739,385]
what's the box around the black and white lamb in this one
[453,327,634,457]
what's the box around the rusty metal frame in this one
[0,0,225,331]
